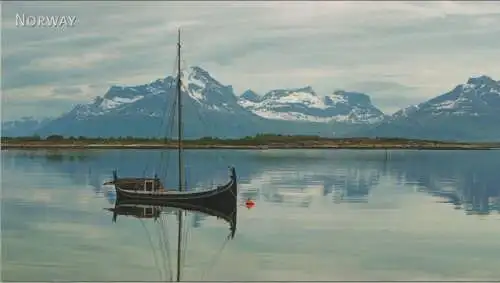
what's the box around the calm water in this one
[1,149,500,281]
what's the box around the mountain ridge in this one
[2,67,499,141]
[11,66,357,138]
[353,74,500,141]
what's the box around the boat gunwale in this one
[113,167,237,199]
[115,181,233,195]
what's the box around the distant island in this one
[1,134,498,150]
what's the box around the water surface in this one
[2,149,500,281]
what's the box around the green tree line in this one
[1,133,452,145]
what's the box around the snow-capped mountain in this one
[36,67,255,138]
[70,77,174,121]
[66,66,243,122]
[239,89,261,103]
[6,68,499,141]
[393,75,500,120]
[357,75,500,141]
[238,86,386,124]
[33,66,349,138]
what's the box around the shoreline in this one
[1,143,496,150]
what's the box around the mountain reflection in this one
[5,149,500,216]
[387,151,500,215]
[428,183,500,215]
[329,168,378,203]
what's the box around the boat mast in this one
[176,28,184,282]
[177,28,184,193]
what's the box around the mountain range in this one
[2,66,499,141]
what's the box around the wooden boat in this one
[107,167,237,204]
[102,29,238,282]
[103,28,238,205]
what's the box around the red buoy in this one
[245,198,255,209]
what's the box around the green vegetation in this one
[1,134,498,150]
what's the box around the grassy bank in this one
[1,134,498,150]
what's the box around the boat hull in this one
[114,167,238,207]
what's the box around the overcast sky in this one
[2,1,500,120]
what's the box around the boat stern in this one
[229,166,237,181]
[103,169,118,187]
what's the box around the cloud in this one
[51,86,83,96]
[24,52,121,71]
[343,81,421,114]
[2,1,500,120]
[33,222,112,240]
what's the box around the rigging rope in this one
[157,212,174,282]
[179,164,193,276]
[158,52,182,182]
[159,51,179,186]
[180,210,191,273]
[159,92,178,183]
[142,49,179,182]
[156,212,172,282]
[161,212,174,282]
[139,218,164,281]
[200,205,237,280]
[200,230,233,280]
[180,79,228,188]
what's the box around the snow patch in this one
[490,88,500,95]
[253,109,341,122]
[100,96,144,111]
[238,99,256,108]
[271,90,329,109]
[180,66,226,104]
[434,100,456,110]
[145,85,165,95]
[462,83,475,90]
[325,93,348,104]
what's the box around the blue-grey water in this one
[2,149,500,281]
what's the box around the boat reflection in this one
[106,198,237,239]
[104,198,238,282]
[105,203,162,222]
